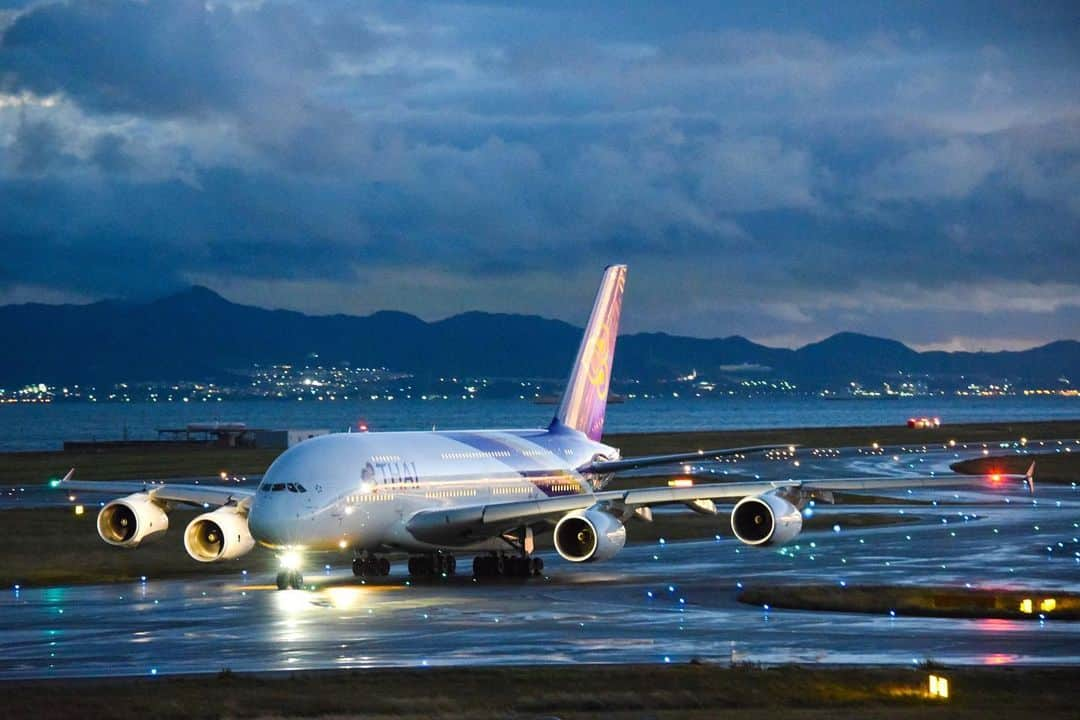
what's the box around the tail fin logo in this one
[587,326,611,394]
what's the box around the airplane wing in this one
[407,466,1033,545]
[57,469,256,509]
[595,464,1036,508]
[578,444,792,474]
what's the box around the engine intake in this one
[97,493,169,548]
[553,509,626,562]
[184,507,255,562]
[730,493,802,546]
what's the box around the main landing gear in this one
[352,554,391,578]
[408,551,456,577]
[275,569,304,590]
[473,553,543,578]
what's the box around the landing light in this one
[280,551,302,570]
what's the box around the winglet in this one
[49,468,75,488]
[1025,461,1036,495]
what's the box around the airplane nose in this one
[247,496,278,546]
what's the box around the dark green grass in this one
[607,419,1080,457]
[0,447,281,486]
[738,584,1080,621]
[3,664,1078,720]
[6,420,1078,488]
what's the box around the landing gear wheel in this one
[410,553,454,578]
[277,570,303,589]
[472,554,543,579]
[354,555,390,578]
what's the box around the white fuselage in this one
[246,427,618,553]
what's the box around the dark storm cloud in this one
[0,0,348,117]
[0,0,1078,349]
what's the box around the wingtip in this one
[1026,461,1036,495]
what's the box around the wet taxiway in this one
[2,441,1079,679]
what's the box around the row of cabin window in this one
[424,489,479,499]
[439,450,513,460]
[346,494,393,503]
[549,484,577,493]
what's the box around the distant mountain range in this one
[1,286,1077,390]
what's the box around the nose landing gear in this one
[275,570,304,590]
[275,550,305,590]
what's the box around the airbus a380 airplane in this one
[60,265,1034,590]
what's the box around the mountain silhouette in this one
[1,287,1076,389]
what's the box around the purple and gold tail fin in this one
[553,265,627,441]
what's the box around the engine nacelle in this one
[730,493,803,546]
[97,493,169,548]
[184,507,255,562]
[553,509,626,562]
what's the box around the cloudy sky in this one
[1,1,1077,350]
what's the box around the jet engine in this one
[97,493,169,548]
[730,492,802,546]
[184,506,255,562]
[553,508,626,562]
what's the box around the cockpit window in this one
[286,483,298,493]
[259,483,271,492]
[297,484,308,493]
[271,483,286,492]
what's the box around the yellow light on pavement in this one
[928,674,950,699]
[74,504,84,516]
[1040,598,1057,613]
[1019,598,1033,614]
